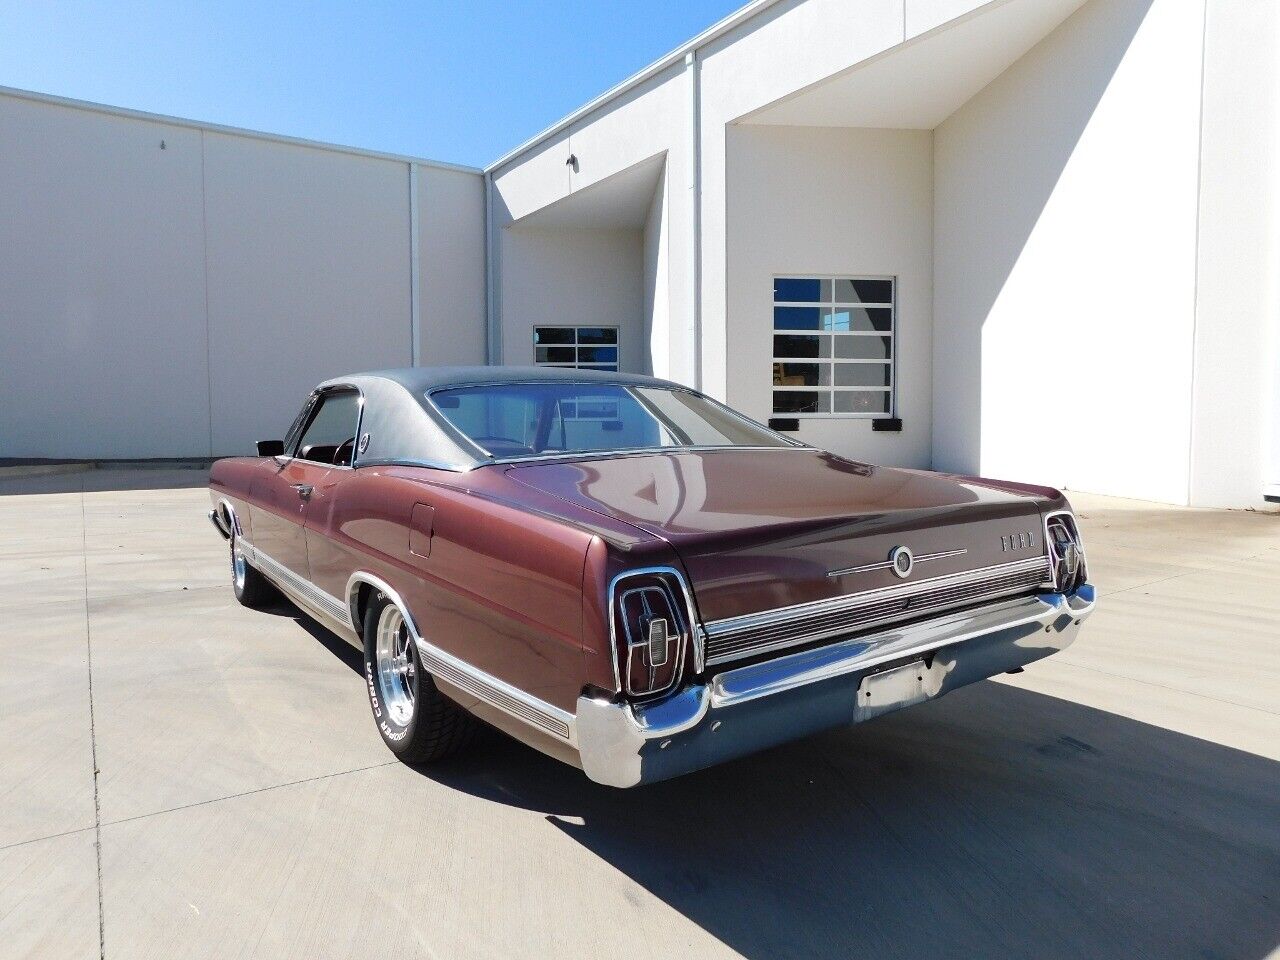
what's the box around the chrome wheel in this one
[375,604,416,726]
[231,534,246,592]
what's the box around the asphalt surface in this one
[2,469,1278,959]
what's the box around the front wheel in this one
[230,529,279,607]
[362,593,475,763]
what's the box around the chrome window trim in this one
[344,572,576,743]
[422,381,807,465]
[607,566,706,696]
[288,383,366,469]
[703,555,1053,667]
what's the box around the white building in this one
[2,0,1277,510]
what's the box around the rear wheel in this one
[362,593,476,763]
[230,527,278,607]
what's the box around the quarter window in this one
[534,326,619,372]
[772,276,895,417]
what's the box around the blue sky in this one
[0,1,745,168]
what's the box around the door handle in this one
[291,483,313,500]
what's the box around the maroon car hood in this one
[506,449,1060,621]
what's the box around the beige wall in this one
[726,124,934,468]
[933,0,1204,505]
[0,94,210,459]
[0,89,485,460]
[499,227,644,373]
[419,166,487,369]
[203,132,413,454]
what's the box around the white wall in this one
[933,0,1204,505]
[726,124,934,467]
[1190,0,1279,508]
[418,165,487,368]
[642,167,671,378]
[0,94,210,459]
[203,132,413,454]
[499,227,644,372]
[492,63,698,384]
[0,89,485,460]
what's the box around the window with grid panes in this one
[771,277,895,417]
[533,326,619,372]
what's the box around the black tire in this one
[230,529,279,608]
[362,592,476,763]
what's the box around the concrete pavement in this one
[2,470,1278,959]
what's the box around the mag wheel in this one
[230,527,278,607]
[362,593,476,763]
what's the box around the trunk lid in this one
[507,449,1057,628]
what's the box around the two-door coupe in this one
[208,367,1095,787]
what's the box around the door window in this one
[294,390,362,466]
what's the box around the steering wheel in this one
[334,436,356,466]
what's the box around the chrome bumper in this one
[576,584,1096,788]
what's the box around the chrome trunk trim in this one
[703,555,1053,667]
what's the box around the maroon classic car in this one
[207,367,1094,787]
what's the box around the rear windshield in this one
[428,383,794,460]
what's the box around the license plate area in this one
[854,659,930,722]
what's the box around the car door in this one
[250,388,361,587]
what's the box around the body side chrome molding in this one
[345,572,576,743]
[238,537,353,629]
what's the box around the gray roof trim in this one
[0,84,481,175]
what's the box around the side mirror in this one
[256,439,285,457]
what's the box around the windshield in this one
[428,383,795,460]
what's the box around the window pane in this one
[834,336,892,360]
[834,363,891,387]
[432,383,791,456]
[536,346,576,364]
[296,390,360,463]
[773,278,825,302]
[772,363,827,387]
[773,391,830,414]
[534,327,575,345]
[832,278,893,304]
[773,334,830,359]
[577,327,617,345]
[577,346,617,363]
[827,307,892,333]
[773,306,822,330]
[833,391,890,414]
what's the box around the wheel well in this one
[351,581,376,638]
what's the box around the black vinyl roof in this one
[356,365,678,393]
[313,366,697,472]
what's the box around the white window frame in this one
[771,275,896,419]
[533,325,619,372]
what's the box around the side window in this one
[294,390,362,466]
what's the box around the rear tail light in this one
[611,569,693,698]
[1045,512,1087,594]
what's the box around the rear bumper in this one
[576,584,1096,787]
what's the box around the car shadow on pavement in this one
[418,679,1280,960]
[287,607,1280,959]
